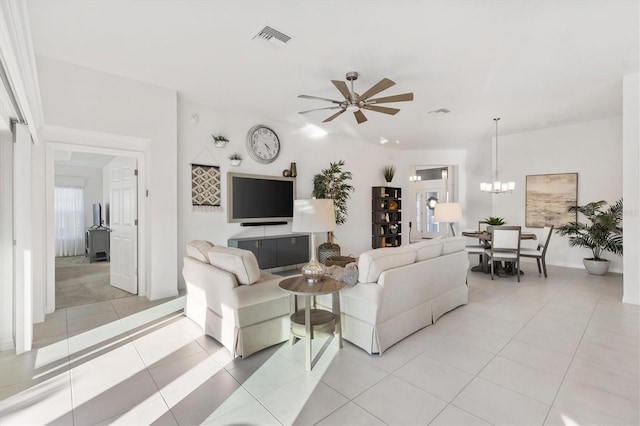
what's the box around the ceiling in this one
[54,151,115,169]
[26,0,639,150]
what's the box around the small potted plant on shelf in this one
[383,165,395,184]
[555,199,623,275]
[229,153,242,166]
[212,134,229,148]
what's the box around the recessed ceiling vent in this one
[428,108,451,114]
[253,26,292,48]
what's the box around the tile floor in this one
[0,264,638,425]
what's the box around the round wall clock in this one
[246,125,281,164]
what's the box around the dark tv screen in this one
[228,173,295,223]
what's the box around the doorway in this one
[409,166,456,241]
[45,134,147,314]
[53,150,138,309]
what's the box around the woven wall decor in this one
[191,164,221,211]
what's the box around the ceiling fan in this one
[298,71,414,124]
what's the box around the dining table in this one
[462,230,537,275]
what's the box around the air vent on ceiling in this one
[428,108,451,114]
[253,26,292,48]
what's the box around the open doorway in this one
[53,150,138,309]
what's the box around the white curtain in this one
[55,186,85,257]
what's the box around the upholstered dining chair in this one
[519,225,554,278]
[484,225,522,282]
[464,221,487,261]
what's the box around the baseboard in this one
[622,296,639,305]
[0,339,14,352]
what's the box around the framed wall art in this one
[525,173,578,227]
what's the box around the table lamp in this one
[433,202,463,237]
[291,199,337,283]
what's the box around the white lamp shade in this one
[291,199,337,233]
[433,202,463,223]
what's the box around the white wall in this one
[623,72,639,305]
[55,165,103,228]
[36,57,178,301]
[493,117,624,273]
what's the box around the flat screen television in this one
[227,172,296,225]
[92,203,102,227]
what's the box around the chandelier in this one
[481,118,515,194]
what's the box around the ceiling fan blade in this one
[331,80,352,101]
[367,92,414,104]
[323,109,346,122]
[362,105,401,115]
[358,78,395,101]
[298,106,341,114]
[354,110,368,124]
[298,94,343,104]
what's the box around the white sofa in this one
[319,237,469,354]
[182,241,290,358]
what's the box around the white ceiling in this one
[54,151,115,169]
[26,0,639,150]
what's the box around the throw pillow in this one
[206,246,261,285]
[186,240,215,263]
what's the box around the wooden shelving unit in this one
[371,186,402,248]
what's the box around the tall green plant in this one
[555,199,623,261]
[312,160,354,244]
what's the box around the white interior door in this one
[14,123,32,353]
[109,157,138,294]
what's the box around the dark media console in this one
[228,234,309,269]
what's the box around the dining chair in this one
[465,221,487,263]
[519,225,554,278]
[484,226,522,282]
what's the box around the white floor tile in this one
[553,379,640,425]
[227,352,305,397]
[574,340,640,375]
[311,351,387,399]
[423,338,494,375]
[565,357,640,403]
[205,399,281,426]
[478,356,563,405]
[259,374,348,425]
[429,404,491,425]
[316,401,386,425]
[394,354,474,402]
[452,377,550,425]
[354,375,447,425]
[447,325,511,353]
[514,325,581,356]
[499,340,572,377]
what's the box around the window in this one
[54,186,85,257]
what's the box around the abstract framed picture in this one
[526,173,578,227]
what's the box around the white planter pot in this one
[230,159,241,166]
[583,258,610,275]
[214,140,228,148]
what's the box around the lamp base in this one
[301,259,325,283]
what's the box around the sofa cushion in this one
[186,240,215,263]
[441,236,466,254]
[207,246,261,285]
[410,239,443,261]
[358,246,417,283]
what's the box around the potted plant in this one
[383,165,395,184]
[312,160,355,262]
[555,199,623,275]
[212,134,229,148]
[228,153,242,166]
[483,216,506,226]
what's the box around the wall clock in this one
[246,125,281,164]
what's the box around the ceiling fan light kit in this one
[481,118,515,194]
[298,71,414,124]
